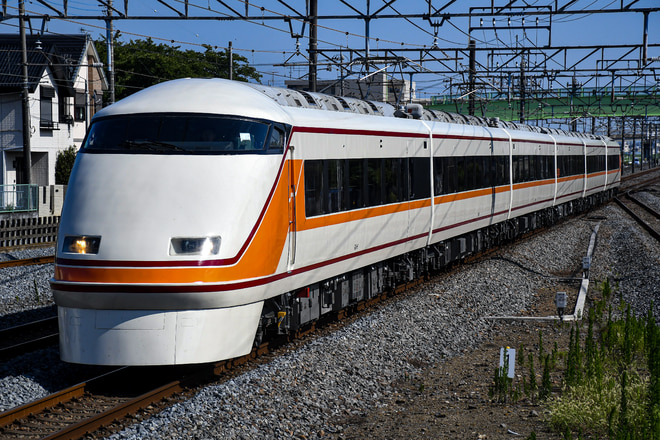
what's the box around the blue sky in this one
[2,0,658,98]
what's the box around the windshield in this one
[82,114,279,154]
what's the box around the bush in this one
[55,146,77,184]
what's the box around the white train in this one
[51,78,620,365]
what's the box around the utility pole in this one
[228,41,233,81]
[19,0,31,185]
[105,0,115,104]
[308,0,317,92]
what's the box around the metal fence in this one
[0,184,38,213]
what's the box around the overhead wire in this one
[2,0,653,101]
[0,6,296,87]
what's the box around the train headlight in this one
[169,236,221,257]
[62,236,101,254]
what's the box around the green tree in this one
[55,146,77,184]
[95,36,261,101]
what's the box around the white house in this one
[0,33,107,187]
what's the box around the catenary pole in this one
[308,0,317,92]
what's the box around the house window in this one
[74,91,86,121]
[40,86,57,129]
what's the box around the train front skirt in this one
[57,302,263,365]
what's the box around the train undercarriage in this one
[255,189,615,345]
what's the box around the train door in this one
[287,146,298,271]
[581,140,587,198]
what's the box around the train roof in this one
[96,78,614,143]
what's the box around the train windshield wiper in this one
[119,140,186,152]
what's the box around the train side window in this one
[469,157,478,190]
[409,157,431,200]
[530,155,538,181]
[442,157,458,194]
[469,158,477,190]
[496,156,509,186]
[608,154,619,170]
[268,125,285,152]
[304,160,324,217]
[471,157,479,189]
[327,159,345,213]
[433,157,443,195]
[456,157,466,192]
[523,156,531,182]
[384,158,403,203]
[367,159,382,206]
[548,155,554,179]
[482,156,491,188]
[541,156,548,180]
[348,159,365,209]
[540,156,546,179]
[512,156,520,184]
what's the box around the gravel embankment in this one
[0,246,112,413]
[1,193,659,438]
[0,247,55,328]
[103,205,646,440]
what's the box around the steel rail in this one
[0,316,59,361]
[0,334,59,361]
[614,195,660,242]
[0,367,128,429]
[0,255,54,268]
[40,379,186,440]
[627,192,660,221]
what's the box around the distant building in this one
[0,34,107,186]
[285,72,415,105]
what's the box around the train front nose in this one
[52,145,289,365]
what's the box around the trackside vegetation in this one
[489,279,660,439]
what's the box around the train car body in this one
[51,78,620,365]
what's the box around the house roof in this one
[0,33,106,95]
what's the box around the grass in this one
[490,278,660,439]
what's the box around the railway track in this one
[0,340,283,440]
[0,316,59,361]
[614,190,660,242]
[0,366,178,440]
[0,255,54,269]
[0,254,57,360]
[0,273,430,440]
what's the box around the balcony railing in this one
[0,184,38,213]
[39,120,60,130]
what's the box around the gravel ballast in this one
[1,195,659,438]
[0,247,55,326]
